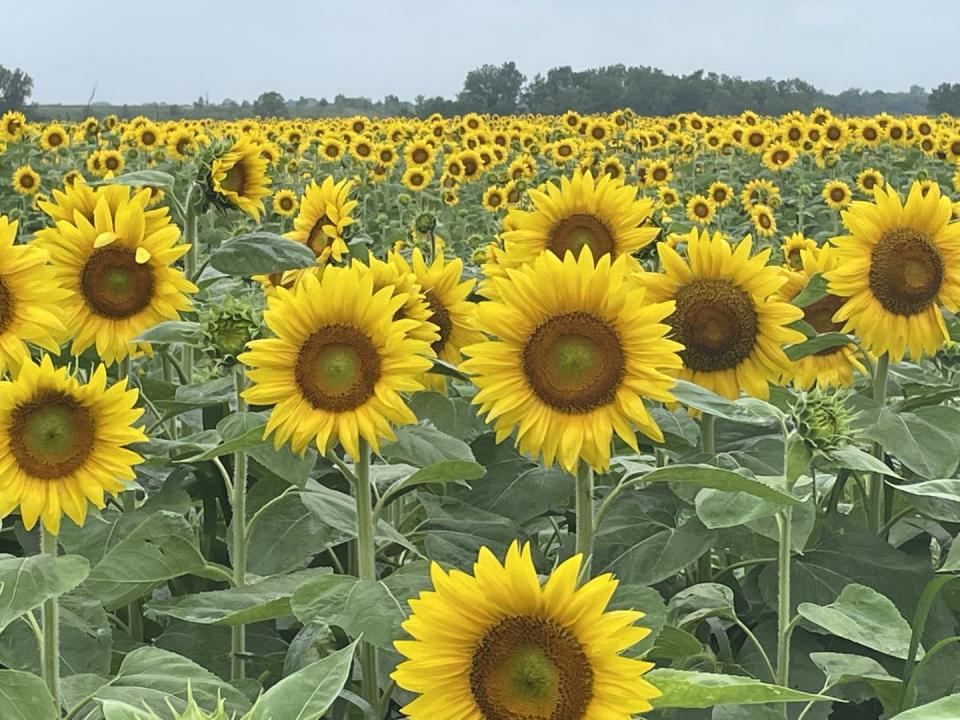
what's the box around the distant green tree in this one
[928,83,960,115]
[458,62,525,114]
[253,91,287,117]
[0,66,33,113]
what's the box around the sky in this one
[13,1,957,105]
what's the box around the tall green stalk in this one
[231,367,249,681]
[869,353,890,533]
[40,529,60,713]
[775,507,793,688]
[698,413,716,582]
[181,194,199,385]
[120,357,143,642]
[575,463,595,577]
[353,439,379,709]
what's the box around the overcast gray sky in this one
[15,1,957,105]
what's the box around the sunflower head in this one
[792,388,859,454]
[203,135,272,221]
[285,176,358,267]
[201,293,263,365]
[393,542,661,720]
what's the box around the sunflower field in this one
[1,106,960,720]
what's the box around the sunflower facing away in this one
[208,136,272,221]
[393,541,661,720]
[0,356,145,534]
[286,176,357,265]
[777,245,868,389]
[637,229,805,399]
[463,248,682,473]
[35,187,198,365]
[0,216,69,374]
[825,182,960,361]
[498,169,659,271]
[239,264,433,460]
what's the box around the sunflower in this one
[599,156,625,181]
[465,248,680,472]
[285,177,357,266]
[0,216,69,374]
[393,541,661,720]
[390,248,482,370]
[1,111,26,140]
[855,168,884,195]
[404,140,435,167]
[740,179,780,209]
[352,256,439,346]
[0,356,145,535]
[822,180,852,210]
[637,229,805,399]
[482,186,506,212]
[208,136,272,221]
[40,124,69,151]
[708,181,733,208]
[402,166,433,192]
[35,187,197,365]
[750,204,777,237]
[166,128,197,160]
[239,265,433,459]
[134,122,162,150]
[457,149,484,181]
[12,166,40,195]
[776,246,868,389]
[351,136,375,162]
[685,194,716,225]
[272,188,299,217]
[825,182,960,361]
[101,150,125,176]
[499,169,658,272]
[319,136,345,162]
[762,142,797,172]
[657,185,680,208]
[647,160,673,185]
[781,232,818,270]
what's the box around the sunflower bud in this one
[471,248,487,265]
[397,193,411,206]
[791,389,858,454]
[414,212,437,233]
[201,294,262,365]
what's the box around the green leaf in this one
[797,583,920,659]
[785,332,853,360]
[861,407,960,479]
[649,624,703,660]
[792,272,828,308]
[101,701,157,719]
[600,518,714,586]
[0,554,89,633]
[101,170,176,190]
[892,694,960,718]
[831,445,901,477]
[133,321,203,346]
[380,422,475,466]
[247,640,358,720]
[893,480,960,522]
[939,534,960,572]
[208,231,317,276]
[668,583,736,628]
[84,510,207,610]
[638,464,799,505]
[648,668,837,708]
[809,651,901,690]
[670,381,779,425]
[0,669,59,719]
[379,460,485,508]
[177,412,267,463]
[291,570,430,649]
[243,495,343,576]
[146,569,321,626]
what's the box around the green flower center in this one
[81,246,155,319]
[295,325,380,412]
[549,214,615,260]
[10,392,95,479]
[869,228,944,316]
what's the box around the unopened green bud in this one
[415,212,437,233]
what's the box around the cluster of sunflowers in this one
[1,106,960,720]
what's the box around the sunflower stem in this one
[40,528,60,714]
[575,463,595,578]
[775,507,793,689]
[700,413,716,456]
[230,366,249,682]
[354,438,380,709]
[119,357,145,644]
[181,193,199,385]
[869,353,890,534]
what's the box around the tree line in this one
[8,62,960,121]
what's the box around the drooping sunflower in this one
[286,176,357,265]
[35,187,198,365]
[777,246,868,389]
[0,356,145,535]
[239,265,433,459]
[498,169,659,271]
[390,248,483,371]
[825,182,960,361]
[0,216,69,374]
[208,136,272,221]
[12,165,40,195]
[393,541,661,720]
[685,194,716,225]
[464,248,682,473]
[822,180,853,210]
[637,229,805,399]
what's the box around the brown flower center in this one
[81,246,155,318]
[221,162,247,196]
[10,392,95,479]
[869,228,944,316]
[295,325,380,412]
[548,214,615,260]
[470,616,593,720]
[804,294,847,356]
[0,277,13,334]
[523,311,624,413]
[424,290,452,355]
[671,279,758,372]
